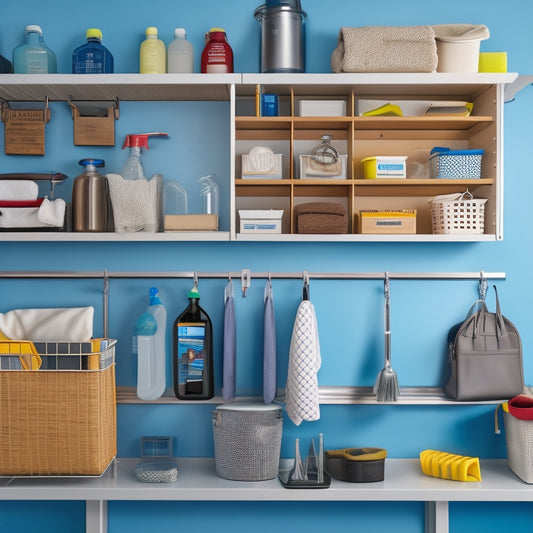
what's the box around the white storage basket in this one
[430,191,487,234]
[503,410,533,483]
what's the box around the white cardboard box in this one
[239,210,283,234]
[299,100,346,117]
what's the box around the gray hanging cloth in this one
[263,279,277,404]
[222,280,236,401]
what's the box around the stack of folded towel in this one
[330,24,489,73]
[0,179,65,229]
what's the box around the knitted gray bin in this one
[212,402,282,481]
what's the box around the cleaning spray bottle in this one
[173,283,214,400]
[121,132,168,180]
[145,286,167,400]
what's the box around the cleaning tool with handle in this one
[375,272,399,401]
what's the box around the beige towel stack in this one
[331,25,438,73]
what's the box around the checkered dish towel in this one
[285,300,321,425]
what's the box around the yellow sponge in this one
[478,52,507,73]
[420,449,481,482]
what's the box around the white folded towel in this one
[0,307,94,342]
[0,180,39,201]
[285,299,321,425]
[38,197,66,227]
[0,206,48,228]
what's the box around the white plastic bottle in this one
[167,28,193,73]
[146,287,167,400]
[140,26,166,74]
[134,310,158,400]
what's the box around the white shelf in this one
[0,231,231,242]
[235,233,498,242]
[1,458,526,533]
[0,458,529,502]
[116,386,506,405]
[0,73,240,102]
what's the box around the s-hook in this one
[241,269,251,298]
[303,270,310,301]
[479,271,488,301]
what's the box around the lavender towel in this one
[263,280,276,404]
[222,282,236,401]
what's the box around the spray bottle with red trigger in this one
[121,132,168,180]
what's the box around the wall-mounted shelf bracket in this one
[504,75,533,102]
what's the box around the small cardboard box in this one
[164,214,218,231]
[299,100,346,117]
[239,210,283,234]
[359,210,416,234]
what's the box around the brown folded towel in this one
[294,202,348,234]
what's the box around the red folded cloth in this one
[508,395,533,420]
[0,198,43,207]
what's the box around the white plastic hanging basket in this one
[430,191,487,234]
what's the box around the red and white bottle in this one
[201,27,233,73]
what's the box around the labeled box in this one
[239,210,283,234]
[359,210,416,234]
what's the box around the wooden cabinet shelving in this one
[234,73,516,241]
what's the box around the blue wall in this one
[1,0,533,531]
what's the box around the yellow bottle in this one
[140,26,166,74]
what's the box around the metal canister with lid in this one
[71,158,109,232]
[254,0,307,73]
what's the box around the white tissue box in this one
[241,153,283,179]
[239,210,283,234]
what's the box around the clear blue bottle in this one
[134,310,158,401]
[72,28,114,74]
[13,25,57,74]
[0,54,13,73]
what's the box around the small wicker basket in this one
[430,191,487,234]
[0,339,117,476]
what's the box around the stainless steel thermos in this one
[254,0,306,73]
[72,158,109,232]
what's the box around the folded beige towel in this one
[331,25,438,73]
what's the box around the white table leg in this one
[425,501,449,533]
[86,500,108,533]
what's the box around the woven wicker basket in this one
[504,411,533,483]
[0,339,116,476]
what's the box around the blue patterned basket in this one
[429,147,483,179]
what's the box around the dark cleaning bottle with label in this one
[173,285,213,400]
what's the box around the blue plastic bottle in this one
[72,28,114,74]
[134,310,158,400]
[13,25,57,74]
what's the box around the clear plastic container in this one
[163,180,188,215]
[133,310,158,400]
[72,28,114,74]
[167,28,193,73]
[13,25,57,74]
[140,26,166,74]
[198,174,219,215]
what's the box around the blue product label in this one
[377,163,404,171]
[243,223,277,230]
[177,323,205,387]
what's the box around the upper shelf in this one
[0,73,240,102]
[0,72,518,103]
